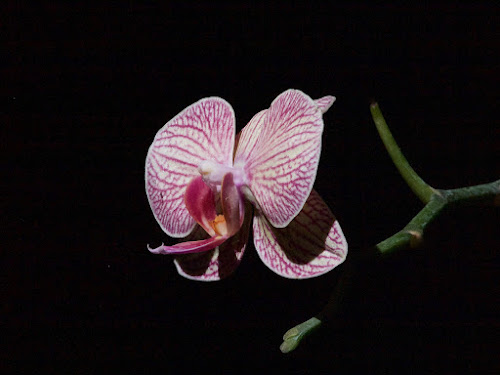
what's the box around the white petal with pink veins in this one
[235,89,325,228]
[253,190,347,279]
[145,97,235,237]
[233,109,266,167]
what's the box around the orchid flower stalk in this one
[279,102,500,353]
[145,89,348,281]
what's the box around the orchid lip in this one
[147,172,245,256]
[183,174,243,239]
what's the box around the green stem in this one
[370,102,436,204]
[444,180,500,206]
[280,103,499,353]
[375,194,446,255]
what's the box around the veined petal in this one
[253,190,347,279]
[174,201,253,281]
[314,96,336,114]
[145,97,235,237]
[233,109,267,166]
[235,95,334,161]
[184,176,217,237]
[234,89,325,228]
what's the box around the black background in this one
[2,2,499,373]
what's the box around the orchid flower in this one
[145,89,347,281]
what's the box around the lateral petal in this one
[253,190,347,279]
[174,201,253,281]
[145,97,235,237]
[233,109,267,166]
[234,89,324,228]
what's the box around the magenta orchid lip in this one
[145,89,348,281]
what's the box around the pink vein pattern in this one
[234,109,266,165]
[253,190,347,279]
[234,89,324,228]
[145,97,235,237]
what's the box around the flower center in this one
[198,160,246,191]
[211,214,228,236]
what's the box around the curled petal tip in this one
[315,95,336,114]
[147,243,164,253]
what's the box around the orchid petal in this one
[145,97,235,237]
[184,176,217,237]
[233,109,266,166]
[174,201,253,281]
[234,89,325,228]
[253,190,347,279]
[314,96,336,114]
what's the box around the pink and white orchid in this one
[145,89,347,281]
